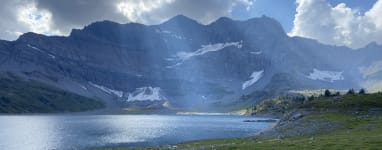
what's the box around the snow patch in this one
[27,44,56,59]
[162,101,171,108]
[156,29,186,40]
[126,87,165,101]
[47,54,55,59]
[175,41,243,61]
[27,44,42,51]
[80,85,87,90]
[167,41,243,68]
[166,62,183,68]
[165,58,175,61]
[306,68,344,82]
[242,70,264,90]
[359,61,382,78]
[250,51,262,55]
[89,82,123,97]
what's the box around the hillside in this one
[0,73,104,113]
[142,92,382,149]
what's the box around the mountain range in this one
[1,15,381,111]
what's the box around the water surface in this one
[0,115,273,150]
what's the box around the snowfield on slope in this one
[242,70,264,90]
[156,29,186,40]
[126,87,165,101]
[250,51,262,55]
[166,41,243,68]
[27,44,56,59]
[306,68,344,82]
[89,82,123,97]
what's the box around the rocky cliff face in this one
[0,15,381,109]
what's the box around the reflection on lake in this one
[0,115,273,150]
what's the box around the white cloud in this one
[17,2,62,36]
[365,0,382,29]
[0,0,255,40]
[0,0,63,40]
[233,0,255,11]
[115,0,255,24]
[290,0,382,49]
[117,0,175,23]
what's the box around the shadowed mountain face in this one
[0,15,381,109]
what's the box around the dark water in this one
[0,115,273,150]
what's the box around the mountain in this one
[0,15,381,110]
[0,72,104,113]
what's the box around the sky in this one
[0,0,381,49]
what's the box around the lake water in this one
[0,115,273,150]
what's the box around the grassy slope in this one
[0,72,105,113]
[170,113,382,150]
[301,93,382,110]
[129,93,382,150]
[245,96,305,117]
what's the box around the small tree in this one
[324,89,331,97]
[334,91,341,96]
[359,88,366,94]
[308,95,314,101]
[347,89,355,95]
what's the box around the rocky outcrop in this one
[257,110,341,138]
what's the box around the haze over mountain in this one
[1,15,381,110]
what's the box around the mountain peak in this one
[365,41,380,48]
[245,15,286,36]
[83,20,122,30]
[16,32,46,42]
[161,15,200,26]
[209,16,234,25]
[246,15,280,25]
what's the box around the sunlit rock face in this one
[0,15,381,109]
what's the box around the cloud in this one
[116,0,175,23]
[35,0,127,35]
[0,0,28,40]
[17,1,61,36]
[0,0,65,41]
[116,0,254,24]
[289,0,382,49]
[0,0,254,41]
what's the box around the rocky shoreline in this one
[255,109,342,139]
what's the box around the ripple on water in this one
[0,115,273,150]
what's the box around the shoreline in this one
[0,108,255,116]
